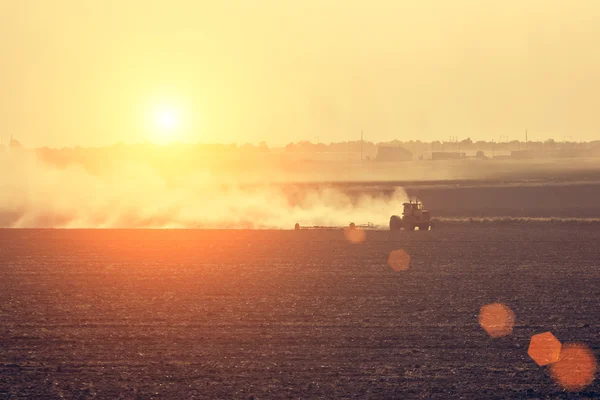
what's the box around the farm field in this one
[283,179,600,219]
[1,227,599,399]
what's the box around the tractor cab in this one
[403,201,423,216]
[390,199,432,231]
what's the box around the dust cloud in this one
[0,151,408,229]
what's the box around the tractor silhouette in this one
[390,200,432,231]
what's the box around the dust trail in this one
[0,151,408,229]
[434,217,600,225]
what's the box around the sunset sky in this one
[1,0,599,147]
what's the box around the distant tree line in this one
[283,138,600,158]
[3,138,599,172]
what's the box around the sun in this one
[143,96,195,144]
[150,106,183,143]
[156,109,178,131]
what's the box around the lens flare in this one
[528,332,562,366]
[550,343,597,391]
[343,226,366,243]
[387,249,411,271]
[478,303,515,338]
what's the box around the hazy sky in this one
[1,0,600,147]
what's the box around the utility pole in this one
[360,130,363,161]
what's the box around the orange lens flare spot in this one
[478,303,515,338]
[343,227,366,243]
[528,332,562,366]
[387,249,411,271]
[550,343,597,392]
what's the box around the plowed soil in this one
[1,227,599,399]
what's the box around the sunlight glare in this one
[147,102,187,144]
[156,109,178,131]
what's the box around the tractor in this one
[390,200,432,231]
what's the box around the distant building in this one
[511,148,589,159]
[475,151,488,160]
[431,151,466,160]
[9,135,23,150]
[589,147,600,158]
[553,149,588,159]
[375,146,412,162]
[511,150,534,159]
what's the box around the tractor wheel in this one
[389,215,402,231]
